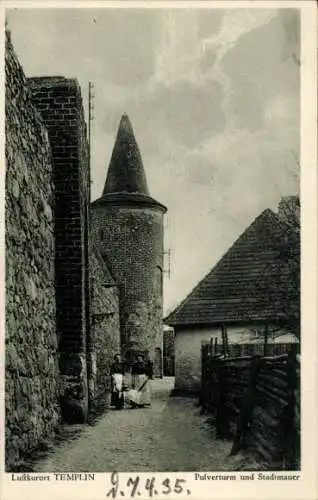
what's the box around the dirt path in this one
[35,378,248,472]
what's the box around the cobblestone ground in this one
[35,378,250,472]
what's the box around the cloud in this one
[222,14,299,130]
[279,9,300,65]
[264,93,298,129]
[151,10,203,87]
[133,79,225,149]
[200,124,299,210]
[5,7,300,313]
[201,9,276,63]
[7,8,162,88]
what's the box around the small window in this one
[100,229,104,241]
[156,266,163,295]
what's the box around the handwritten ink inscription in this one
[106,472,191,497]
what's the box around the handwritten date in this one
[106,472,191,497]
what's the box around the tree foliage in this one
[258,197,300,338]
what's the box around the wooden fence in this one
[200,343,300,470]
[206,338,299,358]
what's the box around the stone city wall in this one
[5,31,59,471]
[89,246,121,405]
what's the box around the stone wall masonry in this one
[28,76,90,423]
[91,204,164,361]
[5,31,59,470]
[89,246,121,405]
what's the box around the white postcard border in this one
[0,1,317,500]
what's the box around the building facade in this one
[165,208,300,394]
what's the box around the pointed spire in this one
[103,114,150,196]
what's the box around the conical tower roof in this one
[93,114,167,213]
[103,114,150,196]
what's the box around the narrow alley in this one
[34,379,248,472]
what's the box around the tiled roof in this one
[165,209,296,326]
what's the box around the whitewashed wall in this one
[174,327,220,393]
[174,324,298,393]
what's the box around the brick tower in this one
[91,114,167,370]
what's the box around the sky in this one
[6,7,300,315]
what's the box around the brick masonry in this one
[91,204,165,363]
[28,75,91,423]
[5,31,59,470]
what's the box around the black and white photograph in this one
[1,1,317,498]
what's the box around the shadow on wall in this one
[5,31,59,471]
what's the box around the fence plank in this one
[200,339,300,470]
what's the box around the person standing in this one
[110,353,124,410]
[130,353,152,408]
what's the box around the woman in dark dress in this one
[110,354,124,410]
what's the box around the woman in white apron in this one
[110,354,124,410]
[128,354,153,408]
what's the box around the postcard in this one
[1,1,317,499]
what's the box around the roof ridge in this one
[164,208,282,325]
